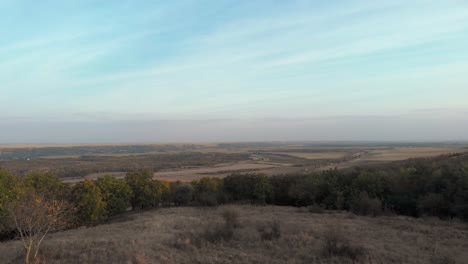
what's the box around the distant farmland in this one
[1,142,466,182]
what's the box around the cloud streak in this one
[1,0,468,142]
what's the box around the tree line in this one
[1,152,467,260]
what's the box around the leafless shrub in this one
[321,223,366,261]
[257,219,281,241]
[6,192,73,264]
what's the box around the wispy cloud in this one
[1,0,468,142]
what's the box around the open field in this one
[273,152,347,159]
[359,147,462,161]
[65,162,285,183]
[1,143,467,182]
[1,205,467,264]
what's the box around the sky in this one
[1,0,468,143]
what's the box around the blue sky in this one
[1,0,468,142]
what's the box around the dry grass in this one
[363,147,462,161]
[1,205,467,264]
[274,152,347,160]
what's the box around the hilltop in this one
[1,205,467,264]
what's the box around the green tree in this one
[192,177,223,206]
[0,169,24,234]
[252,174,272,205]
[71,180,107,225]
[125,170,162,209]
[96,176,132,216]
[287,175,319,206]
[24,172,68,200]
[418,193,450,217]
[160,180,172,206]
[174,184,194,206]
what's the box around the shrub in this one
[221,208,240,228]
[308,204,325,214]
[321,224,366,261]
[257,219,281,241]
[351,191,382,217]
[195,209,241,245]
[200,222,234,243]
[173,231,195,250]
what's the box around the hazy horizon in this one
[1,1,468,143]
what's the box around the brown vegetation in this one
[1,205,467,263]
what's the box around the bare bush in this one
[321,223,366,261]
[257,219,281,241]
[6,192,72,264]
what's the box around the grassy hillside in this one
[1,205,467,264]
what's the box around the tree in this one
[96,176,132,216]
[71,180,107,225]
[287,175,318,206]
[252,174,272,205]
[24,172,68,200]
[0,169,23,235]
[223,174,259,203]
[6,192,71,264]
[418,193,450,217]
[160,180,172,206]
[174,184,194,206]
[0,169,23,214]
[125,170,162,209]
[192,177,223,206]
